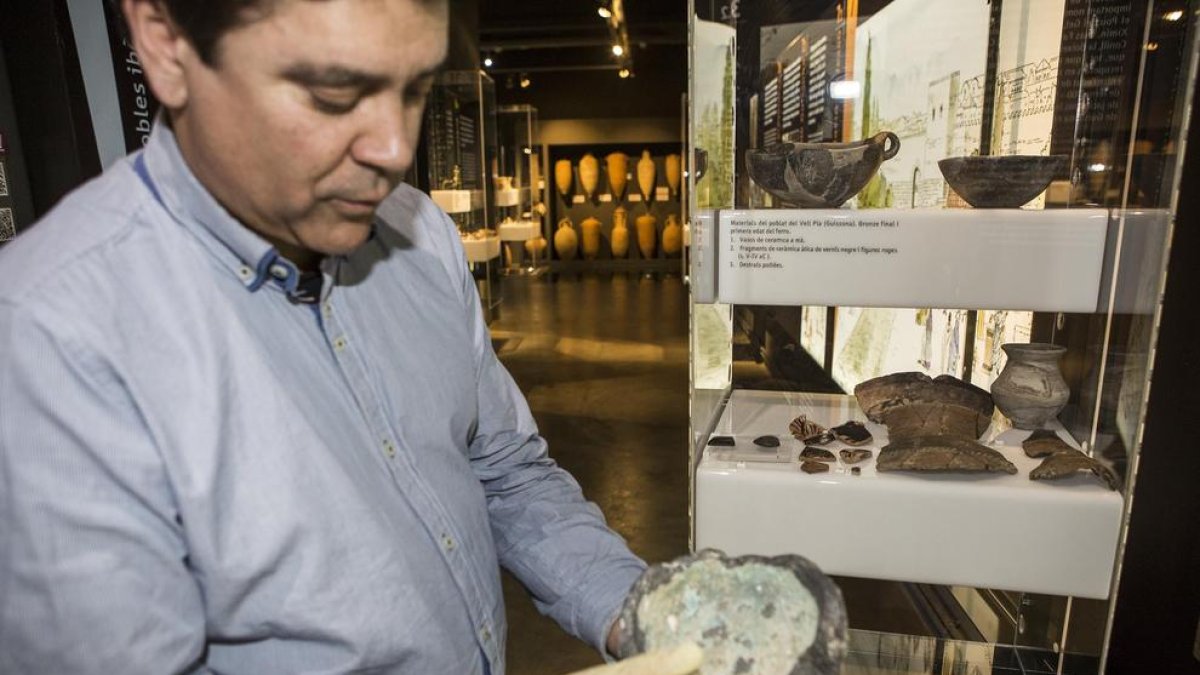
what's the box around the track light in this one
[612,44,624,57]
[483,57,493,67]
[618,68,631,79]
[598,6,612,18]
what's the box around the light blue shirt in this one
[0,123,645,674]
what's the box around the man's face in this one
[170,0,448,264]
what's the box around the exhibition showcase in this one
[687,0,1198,672]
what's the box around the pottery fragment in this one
[708,435,736,447]
[800,446,836,462]
[1030,450,1119,490]
[831,421,872,446]
[801,461,831,475]
[753,435,781,448]
[789,415,827,441]
[877,435,1017,474]
[1021,429,1071,459]
[838,448,873,465]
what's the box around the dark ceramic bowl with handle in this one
[938,155,1068,208]
[746,131,900,208]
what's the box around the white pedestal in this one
[498,219,541,242]
[431,189,476,214]
[461,234,501,263]
[695,390,1122,599]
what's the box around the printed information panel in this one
[715,208,1109,311]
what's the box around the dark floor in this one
[490,272,691,675]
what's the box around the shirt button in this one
[333,336,347,351]
[322,302,333,317]
[383,440,395,458]
[238,266,253,280]
[270,264,289,280]
[442,534,456,551]
[481,627,492,642]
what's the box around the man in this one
[0,0,646,672]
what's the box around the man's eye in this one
[404,79,434,104]
[310,90,359,114]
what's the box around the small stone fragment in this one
[801,460,830,474]
[788,415,827,441]
[800,446,836,462]
[708,435,736,447]
[851,467,861,476]
[804,431,836,446]
[753,435,781,448]
[839,448,873,465]
[831,420,873,446]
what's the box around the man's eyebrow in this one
[281,63,390,89]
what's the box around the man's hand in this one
[606,620,623,658]
[568,642,704,675]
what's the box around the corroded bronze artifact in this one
[789,415,827,441]
[1030,450,1119,490]
[801,446,836,462]
[831,421,872,446]
[839,448,872,465]
[877,436,1017,474]
[614,549,847,674]
[754,435,781,448]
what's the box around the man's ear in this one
[121,0,195,109]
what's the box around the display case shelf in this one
[431,188,485,215]
[691,207,1169,313]
[695,390,1121,599]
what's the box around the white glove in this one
[565,642,704,675]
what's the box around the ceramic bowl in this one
[938,155,1067,208]
[746,131,900,208]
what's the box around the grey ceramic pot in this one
[991,343,1070,430]
[938,155,1067,208]
[747,131,900,208]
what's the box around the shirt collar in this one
[140,118,305,295]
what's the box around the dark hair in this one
[158,0,275,63]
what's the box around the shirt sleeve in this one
[0,300,210,674]
[448,229,647,654]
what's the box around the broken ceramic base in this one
[800,446,836,462]
[789,415,826,441]
[801,461,830,474]
[838,448,873,465]
[614,549,847,675]
[877,435,1017,474]
[1030,449,1120,490]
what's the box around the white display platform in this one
[461,234,501,263]
[431,189,482,214]
[497,219,541,241]
[695,390,1122,599]
[495,188,520,208]
[712,208,1109,312]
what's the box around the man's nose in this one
[351,98,415,178]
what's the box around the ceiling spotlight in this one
[618,68,631,79]
[483,57,493,67]
[598,6,612,18]
[612,44,625,57]
[519,74,531,89]
[1146,41,1160,51]
[1164,10,1184,21]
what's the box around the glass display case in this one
[495,104,545,274]
[424,69,501,313]
[688,0,1197,671]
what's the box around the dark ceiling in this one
[478,0,687,120]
